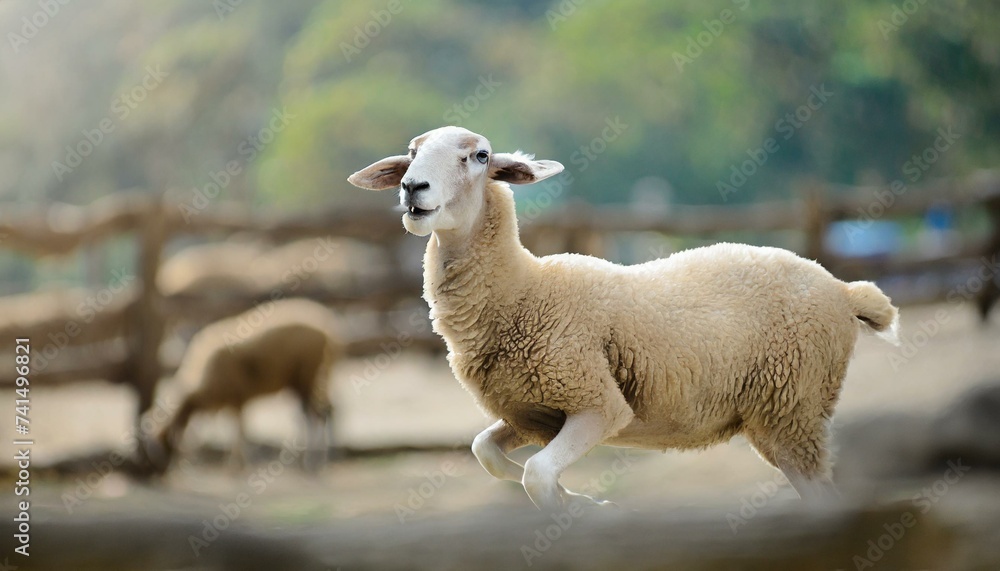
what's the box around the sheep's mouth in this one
[406,205,438,219]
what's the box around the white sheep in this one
[153,298,343,471]
[348,126,900,510]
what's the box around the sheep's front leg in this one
[472,420,529,482]
[522,410,619,511]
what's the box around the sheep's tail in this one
[846,281,900,345]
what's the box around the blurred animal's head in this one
[348,126,563,237]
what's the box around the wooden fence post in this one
[127,197,167,437]
[802,180,829,266]
[977,191,1000,319]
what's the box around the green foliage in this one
[3,0,997,213]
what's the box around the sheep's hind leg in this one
[785,472,837,501]
[774,432,840,503]
[522,410,620,511]
[472,420,529,482]
[750,427,839,502]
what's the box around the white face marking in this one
[398,126,492,237]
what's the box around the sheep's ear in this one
[348,155,411,190]
[489,152,564,185]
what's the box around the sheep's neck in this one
[425,183,533,349]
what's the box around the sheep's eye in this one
[408,148,416,159]
[460,156,467,163]
[476,150,489,164]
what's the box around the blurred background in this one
[1,0,1000,569]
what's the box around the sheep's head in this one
[348,126,564,237]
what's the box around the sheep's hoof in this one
[562,487,619,510]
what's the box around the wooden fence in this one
[2,172,999,428]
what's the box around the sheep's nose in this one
[400,179,430,194]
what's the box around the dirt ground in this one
[3,301,1000,563]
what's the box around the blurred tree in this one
[1,0,997,214]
